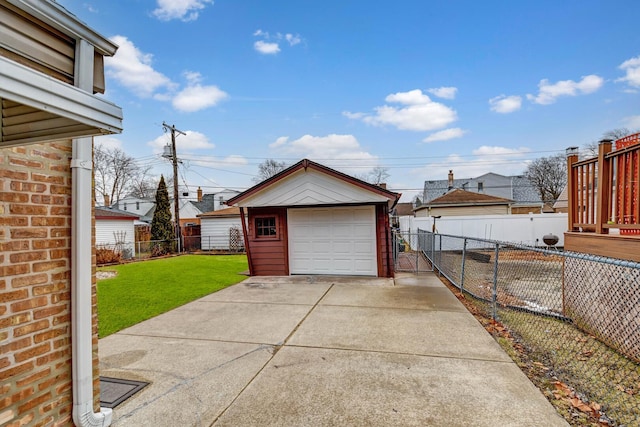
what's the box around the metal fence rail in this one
[394,229,640,426]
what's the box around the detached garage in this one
[227,159,400,277]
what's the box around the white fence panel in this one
[399,213,568,248]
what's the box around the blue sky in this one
[58,0,640,202]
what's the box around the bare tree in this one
[253,159,288,183]
[367,166,390,185]
[582,128,638,158]
[353,166,391,185]
[127,171,157,199]
[524,154,567,204]
[94,145,141,205]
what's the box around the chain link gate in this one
[392,230,434,273]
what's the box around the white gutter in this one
[71,39,113,427]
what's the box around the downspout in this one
[71,39,113,427]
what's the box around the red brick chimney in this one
[448,170,454,190]
[378,183,387,190]
[103,194,110,206]
[197,187,203,202]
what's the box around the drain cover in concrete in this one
[100,377,148,408]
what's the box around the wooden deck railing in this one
[567,134,640,236]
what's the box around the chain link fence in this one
[394,229,640,426]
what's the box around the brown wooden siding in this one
[564,232,640,263]
[246,207,288,276]
[376,204,394,277]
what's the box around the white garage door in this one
[288,206,377,276]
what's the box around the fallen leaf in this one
[570,397,592,413]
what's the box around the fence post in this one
[437,234,442,276]
[415,231,419,272]
[492,242,499,321]
[461,238,467,293]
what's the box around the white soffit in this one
[0,57,123,147]
[239,168,390,207]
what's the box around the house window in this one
[255,217,277,237]
[477,182,484,192]
[136,201,140,210]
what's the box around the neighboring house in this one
[95,207,139,258]
[1,1,122,426]
[113,196,155,223]
[552,186,569,213]
[198,206,244,251]
[414,188,513,217]
[171,198,203,226]
[192,187,241,213]
[423,170,544,214]
[133,198,203,226]
[227,159,400,277]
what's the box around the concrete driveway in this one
[99,273,568,426]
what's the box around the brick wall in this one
[1,141,99,426]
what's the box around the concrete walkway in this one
[99,273,568,426]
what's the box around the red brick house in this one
[1,1,122,426]
[227,159,400,277]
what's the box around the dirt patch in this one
[97,271,118,280]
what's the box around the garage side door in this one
[288,206,377,276]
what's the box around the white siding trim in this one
[240,168,388,207]
[0,57,122,146]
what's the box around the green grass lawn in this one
[97,255,248,337]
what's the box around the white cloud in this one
[385,89,431,105]
[153,0,213,22]
[411,146,531,181]
[172,71,228,112]
[268,134,378,175]
[270,136,290,148]
[106,38,227,112]
[94,136,122,150]
[423,128,466,143]
[346,89,457,132]
[616,55,640,88]
[427,87,458,100]
[526,75,604,105]
[489,95,522,113]
[342,111,365,120]
[222,155,249,166]
[148,130,215,153]
[623,115,640,129]
[472,146,531,157]
[106,35,175,97]
[254,40,280,55]
[285,33,301,46]
[253,30,302,54]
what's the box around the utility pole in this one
[162,122,186,251]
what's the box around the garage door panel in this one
[354,241,373,254]
[288,206,376,276]
[332,241,351,254]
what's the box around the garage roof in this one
[228,159,400,208]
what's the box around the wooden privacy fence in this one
[567,134,640,235]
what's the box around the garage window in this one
[255,216,277,238]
